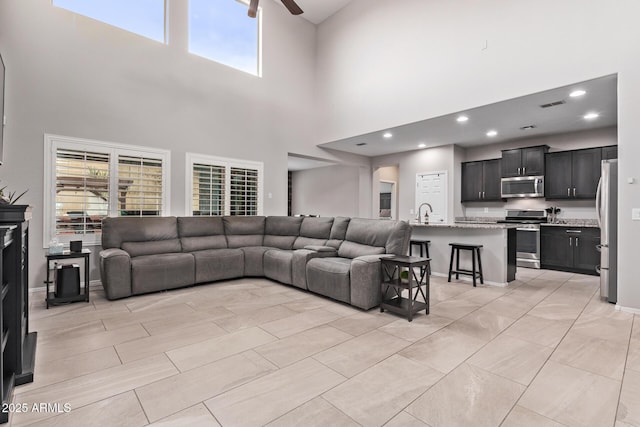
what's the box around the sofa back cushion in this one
[122,239,182,257]
[327,217,350,249]
[177,217,227,251]
[264,216,303,249]
[223,216,266,248]
[292,217,334,249]
[102,217,179,249]
[338,218,409,258]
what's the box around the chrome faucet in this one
[416,203,433,224]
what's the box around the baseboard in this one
[430,271,508,287]
[615,304,640,314]
[29,280,102,294]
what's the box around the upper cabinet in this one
[461,159,502,202]
[545,147,602,199]
[501,146,548,177]
[601,145,618,160]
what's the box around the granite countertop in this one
[411,221,519,229]
[541,221,599,228]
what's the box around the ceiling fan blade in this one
[280,0,303,15]
[248,0,259,18]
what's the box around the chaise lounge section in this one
[100,215,411,309]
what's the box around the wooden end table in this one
[380,255,430,322]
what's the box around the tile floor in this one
[9,268,640,426]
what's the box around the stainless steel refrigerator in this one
[596,159,617,303]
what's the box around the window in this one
[44,134,170,246]
[53,0,166,43]
[186,153,263,216]
[189,0,261,75]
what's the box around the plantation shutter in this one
[54,148,110,237]
[192,163,225,216]
[117,155,163,216]
[229,166,259,216]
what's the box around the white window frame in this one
[185,152,264,216]
[43,134,171,247]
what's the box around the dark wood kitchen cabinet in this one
[461,159,502,202]
[601,145,618,160]
[501,146,548,178]
[545,147,601,199]
[540,226,600,275]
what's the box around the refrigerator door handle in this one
[595,176,603,228]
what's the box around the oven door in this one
[516,227,541,268]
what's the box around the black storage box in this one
[55,263,80,298]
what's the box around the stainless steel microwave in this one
[501,176,544,198]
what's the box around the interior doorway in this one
[372,165,399,220]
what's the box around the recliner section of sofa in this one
[100,215,411,309]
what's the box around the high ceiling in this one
[274,0,353,25]
[319,74,618,157]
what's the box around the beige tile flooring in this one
[9,268,640,426]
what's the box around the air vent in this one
[356,142,367,146]
[540,100,566,108]
[520,125,537,130]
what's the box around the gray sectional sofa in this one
[99,216,411,310]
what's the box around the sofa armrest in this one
[304,245,337,253]
[99,249,132,300]
[292,248,337,289]
[349,255,395,310]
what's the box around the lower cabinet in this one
[540,226,600,275]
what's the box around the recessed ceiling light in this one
[456,116,469,123]
[383,132,393,138]
[486,130,498,137]
[583,112,600,120]
[418,143,427,148]
[570,89,586,97]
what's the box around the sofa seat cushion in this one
[130,253,195,294]
[240,246,275,276]
[263,249,294,285]
[192,249,244,284]
[306,257,352,304]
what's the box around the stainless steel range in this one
[497,209,547,269]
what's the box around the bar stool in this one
[410,239,431,274]
[448,243,484,287]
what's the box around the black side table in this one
[45,249,91,308]
[380,255,430,322]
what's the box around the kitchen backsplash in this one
[463,198,597,220]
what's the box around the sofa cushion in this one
[178,216,225,237]
[300,217,334,239]
[181,235,227,252]
[130,253,195,294]
[385,221,412,255]
[122,239,182,257]
[338,241,385,259]
[329,217,350,240]
[263,249,294,285]
[240,246,273,276]
[345,218,396,247]
[263,216,303,249]
[306,257,352,304]
[293,237,327,249]
[102,217,178,249]
[224,216,265,248]
[192,249,244,283]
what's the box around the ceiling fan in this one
[248,0,303,18]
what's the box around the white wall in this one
[0,0,321,288]
[291,165,360,217]
[316,0,640,311]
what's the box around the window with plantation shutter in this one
[44,134,170,247]
[186,153,263,217]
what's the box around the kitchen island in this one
[411,222,518,286]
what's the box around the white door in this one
[416,171,447,223]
